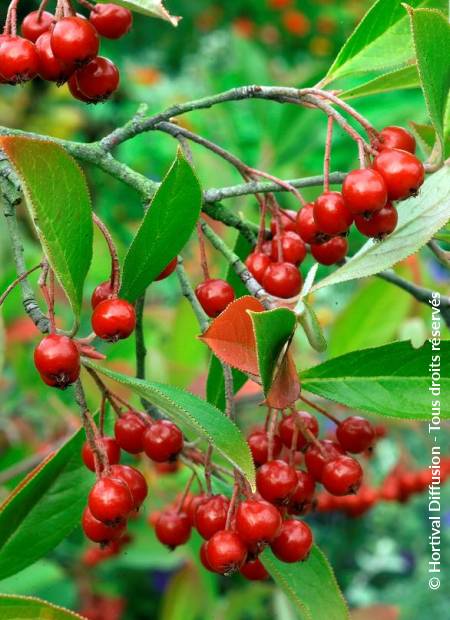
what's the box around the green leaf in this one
[409,121,437,155]
[0,137,93,320]
[97,0,180,24]
[406,6,450,150]
[0,425,91,579]
[120,151,202,302]
[341,65,419,100]
[311,166,450,292]
[0,595,84,619]
[262,547,349,620]
[297,301,327,353]
[249,308,296,395]
[301,340,450,420]
[160,566,204,620]
[83,361,256,489]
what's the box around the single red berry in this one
[34,334,80,389]
[247,430,282,467]
[88,476,134,523]
[262,262,302,298]
[50,17,99,66]
[304,439,344,482]
[186,494,208,525]
[279,411,319,451]
[245,251,272,284]
[206,530,247,575]
[155,509,191,548]
[296,202,320,243]
[114,412,147,454]
[68,73,94,102]
[271,231,307,265]
[143,420,183,462]
[89,3,133,39]
[313,192,353,235]
[310,236,348,265]
[270,209,297,235]
[256,460,298,505]
[194,495,230,540]
[82,506,126,543]
[336,416,375,454]
[155,257,177,281]
[195,278,235,317]
[321,455,363,496]
[91,280,114,309]
[91,298,136,341]
[342,168,387,214]
[82,436,121,472]
[22,10,55,43]
[240,557,269,580]
[72,56,120,103]
[373,148,425,201]
[235,499,282,546]
[200,541,214,572]
[110,464,148,509]
[35,31,73,83]
[0,36,39,83]
[354,202,398,238]
[271,520,313,562]
[289,470,316,513]
[379,125,416,154]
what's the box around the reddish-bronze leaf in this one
[266,348,300,409]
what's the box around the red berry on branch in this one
[68,73,94,102]
[304,439,344,482]
[373,148,425,201]
[194,494,230,540]
[91,298,136,341]
[82,507,126,543]
[206,530,247,575]
[354,203,398,238]
[200,541,214,571]
[82,436,121,472]
[247,430,282,467]
[310,236,348,265]
[336,416,375,454]
[270,209,297,235]
[262,262,302,298]
[271,231,307,265]
[110,464,148,509]
[270,519,313,562]
[21,10,55,43]
[321,455,363,496]
[313,192,353,235]
[34,334,80,389]
[114,412,147,454]
[256,459,298,505]
[35,31,73,83]
[296,203,320,243]
[288,470,316,513]
[379,125,416,154]
[240,557,269,580]
[89,3,133,39]
[279,411,319,451]
[143,420,183,462]
[91,280,114,309]
[186,494,208,525]
[88,476,134,523]
[342,169,387,215]
[155,510,191,548]
[195,279,235,317]
[235,499,282,546]
[155,257,177,281]
[0,36,39,83]
[72,56,120,103]
[245,251,272,284]
[51,17,99,67]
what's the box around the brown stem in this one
[300,394,340,425]
[267,409,278,461]
[323,116,333,193]
[38,262,56,333]
[99,394,107,437]
[197,220,210,281]
[225,480,240,529]
[0,263,42,307]
[74,379,110,476]
[93,213,121,296]
[37,0,49,19]
[177,472,196,514]
[204,444,213,495]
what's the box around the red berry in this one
[91,280,113,309]
[270,209,297,235]
[289,470,316,513]
[194,495,230,540]
[354,202,398,238]
[143,420,183,462]
[342,169,387,215]
[206,530,247,575]
[22,11,55,43]
[72,56,119,103]
[279,411,319,451]
[114,412,147,454]
[155,509,191,548]
[240,557,269,580]
[313,192,353,235]
[186,494,208,525]
[336,416,375,454]
[82,507,126,543]
[271,520,313,562]
[235,499,282,546]
[271,231,307,265]
[200,541,214,571]
[295,203,320,243]
[379,125,416,154]
[89,3,133,39]
[304,439,344,482]
[110,464,148,509]
[91,298,136,341]
[35,31,73,83]
[245,251,272,284]
[256,460,297,505]
[310,236,348,265]
[51,17,99,66]
[0,36,39,83]
[321,455,363,496]
[88,476,134,523]
[247,430,282,467]
[34,334,80,389]
[195,279,235,317]
[155,257,177,281]
[82,436,121,472]
[373,148,425,201]
[68,73,94,102]
[262,262,302,298]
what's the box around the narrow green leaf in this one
[301,340,450,420]
[311,166,450,292]
[120,151,202,302]
[341,65,419,100]
[0,595,84,619]
[97,0,180,24]
[262,547,349,620]
[83,361,256,489]
[409,121,437,155]
[0,137,93,320]
[297,301,327,353]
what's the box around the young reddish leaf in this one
[266,349,300,410]
[200,296,265,375]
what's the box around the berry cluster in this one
[0,2,132,102]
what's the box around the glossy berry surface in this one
[373,148,425,201]
[82,507,126,543]
[342,168,387,215]
[295,203,320,243]
[34,334,80,389]
[206,530,247,575]
[155,510,191,548]
[245,251,272,284]
[354,203,398,238]
[313,192,353,235]
[88,476,133,523]
[270,209,297,234]
[256,459,298,504]
[110,464,148,509]
[82,436,121,472]
[262,262,302,298]
[195,278,235,317]
[379,125,416,154]
[51,17,99,66]
[114,412,147,454]
[271,519,313,563]
[155,257,177,281]
[68,73,94,102]
[247,430,282,466]
[194,495,230,540]
[91,280,114,309]
[289,470,316,513]
[35,31,73,82]
[304,440,344,482]
[240,557,269,580]
[336,416,375,454]
[235,499,282,546]
[92,298,136,341]
[310,236,348,265]
[279,411,319,451]
[271,231,307,265]
[0,36,39,83]
[21,11,54,43]
[89,3,133,39]
[73,56,120,102]
[322,455,363,496]
[143,420,183,462]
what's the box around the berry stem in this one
[358,141,367,169]
[289,423,300,466]
[299,394,340,425]
[4,0,20,36]
[221,361,235,420]
[177,472,196,514]
[99,394,107,437]
[248,168,307,208]
[267,408,278,461]
[93,213,121,297]
[76,0,95,10]
[74,379,110,476]
[256,195,268,251]
[37,0,49,19]
[323,116,333,193]
[197,221,210,281]
[292,410,322,449]
[38,262,56,333]
[225,480,240,529]
[84,366,124,418]
[204,444,213,496]
[0,263,42,307]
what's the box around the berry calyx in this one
[247,430,282,467]
[110,464,148,509]
[155,257,177,281]
[256,459,298,505]
[342,168,387,215]
[279,411,319,451]
[313,192,353,235]
[91,298,136,341]
[336,416,375,454]
[354,202,398,238]
[240,557,269,580]
[91,280,114,309]
[245,251,272,284]
[304,439,344,482]
[206,530,247,575]
[271,231,307,265]
[0,36,39,83]
[34,334,80,389]
[310,236,348,265]
[262,262,302,298]
[321,455,363,496]
[71,56,120,103]
[235,499,282,546]
[114,412,147,454]
[89,3,133,39]
[88,476,134,523]
[270,520,313,563]
[295,203,320,243]
[82,436,121,472]
[143,420,183,462]
[194,494,230,540]
[21,11,55,43]
[51,17,99,67]
[82,507,126,543]
[379,125,416,154]
[270,209,297,234]
[195,279,235,317]
[155,510,191,548]
[373,148,425,201]
[35,31,73,83]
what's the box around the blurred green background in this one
[0,1,449,619]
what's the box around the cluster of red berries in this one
[0,2,132,102]
[245,125,424,299]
